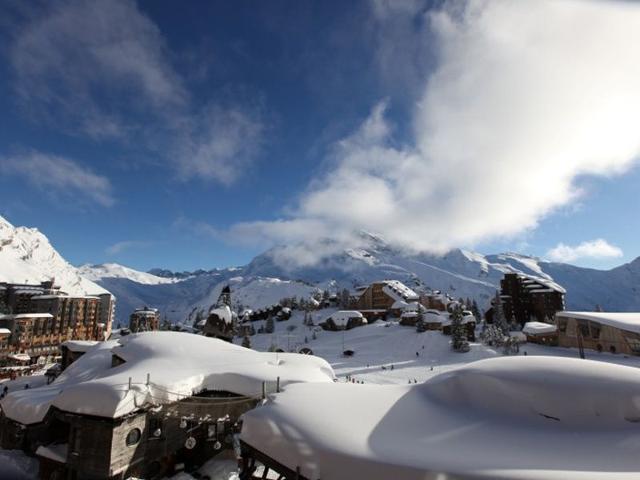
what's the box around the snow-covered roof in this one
[522,322,558,335]
[61,340,99,353]
[518,274,566,294]
[241,356,640,480]
[209,305,233,324]
[329,311,365,326]
[556,311,640,335]
[0,332,334,424]
[391,300,409,310]
[0,313,53,319]
[8,353,30,362]
[0,328,11,335]
[381,280,419,303]
[35,443,68,463]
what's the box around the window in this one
[126,428,142,446]
[557,318,567,333]
[577,320,590,338]
[589,322,601,340]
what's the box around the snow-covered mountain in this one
[78,263,180,285]
[82,234,640,326]
[0,216,107,296]
[3,215,640,325]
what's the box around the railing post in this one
[276,376,280,393]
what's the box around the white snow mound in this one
[241,356,640,480]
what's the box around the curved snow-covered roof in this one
[523,322,558,335]
[241,356,640,480]
[329,311,365,326]
[1,332,335,424]
[209,305,233,324]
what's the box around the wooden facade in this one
[555,312,640,356]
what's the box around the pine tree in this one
[242,335,251,349]
[471,300,481,321]
[340,288,351,308]
[492,291,509,335]
[450,305,469,352]
[416,306,426,333]
[265,315,275,334]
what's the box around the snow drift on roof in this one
[557,311,640,335]
[209,305,233,324]
[523,322,558,335]
[329,311,364,325]
[382,280,419,303]
[0,332,335,424]
[241,356,640,480]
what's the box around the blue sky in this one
[0,0,639,272]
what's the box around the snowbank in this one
[241,356,640,480]
[1,332,335,425]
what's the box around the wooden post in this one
[262,381,266,399]
[296,466,300,479]
[146,373,150,386]
[128,377,132,390]
[276,376,280,393]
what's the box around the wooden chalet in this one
[320,311,367,331]
[555,311,640,355]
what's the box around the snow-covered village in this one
[2,1,640,479]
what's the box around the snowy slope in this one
[78,263,180,285]
[0,215,107,296]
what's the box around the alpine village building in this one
[499,273,566,326]
[0,281,114,367]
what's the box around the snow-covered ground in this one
[234,308,640,385]
[0,449,38,480]
[3,313,640,479]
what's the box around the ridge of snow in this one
[78,263,180,285]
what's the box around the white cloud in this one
[0,152,114,207]
[106,240,151,255]
[546,239,623,263]
[231,0,640,264]
[10,0,186,139]
[176,105,265,184]
[8,0,264,184]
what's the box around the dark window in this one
[126,428,141,446]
